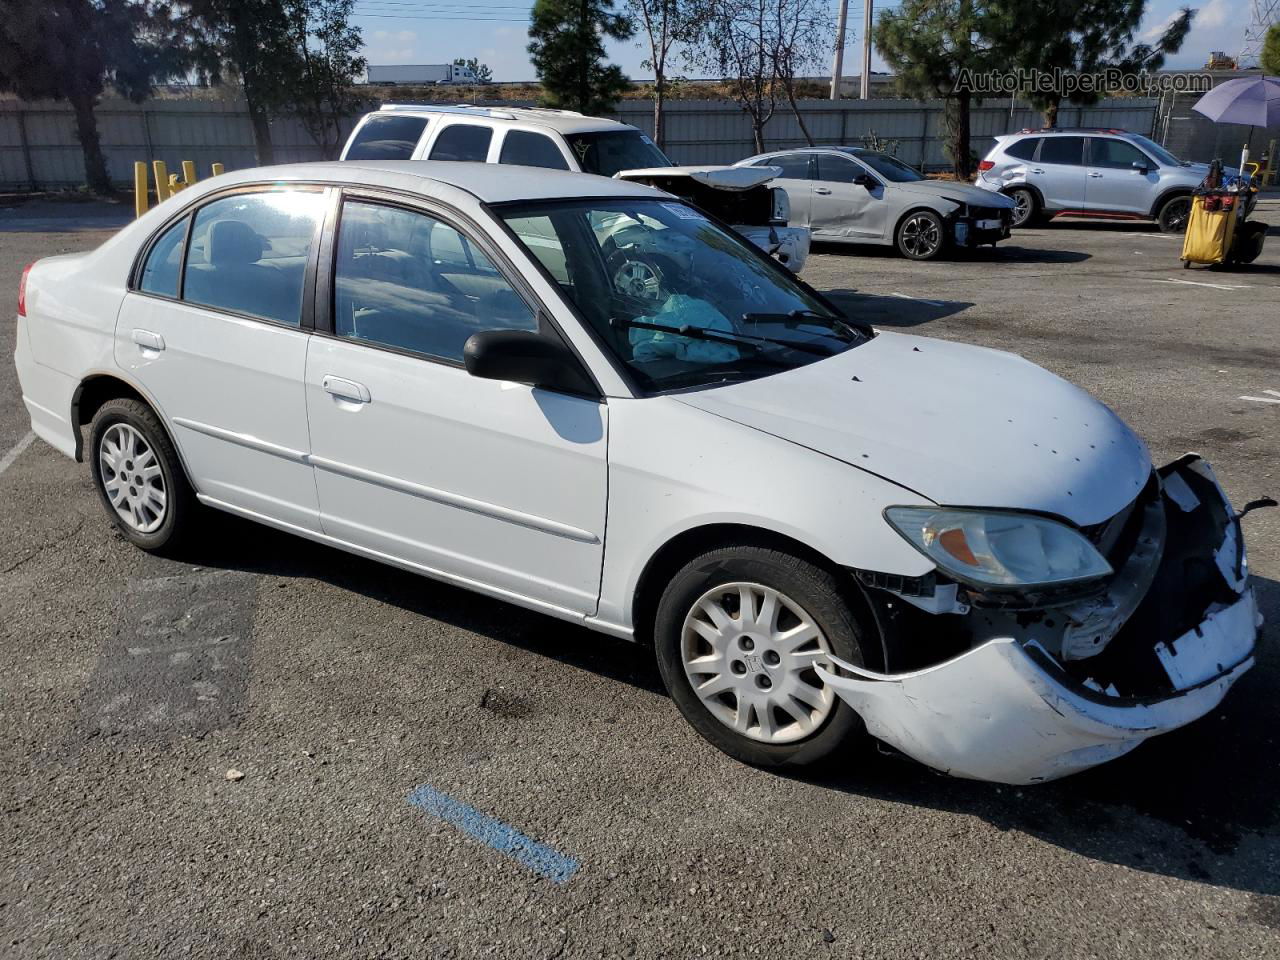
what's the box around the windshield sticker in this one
[662,203,706,221]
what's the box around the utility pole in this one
[860,0,873,100]
[830,0,848,99]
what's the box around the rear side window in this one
[139,216,189,297]
[1039,137,1084,166]
[345,115,429,160]
[182,190,326,326]
[763,154,813,179]
[429,124,494,162]
[499,130,570,170]
[1004,138,1039,161]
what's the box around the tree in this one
[1260,22,1280,75]
[182,0,299,164]
[0,0,181,192]
[529,0,634,114]
[626,0,697,147]
[772,0,831,146]
[985,1,1195,126]
[455,57,493,83]
[689,0,777,153]
[874,0,992,178]
[285,0,366,158]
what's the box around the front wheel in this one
[895,210,947,260]
[653,545,872,768]
[1157,195,1192,233]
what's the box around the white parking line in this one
[1240,389,1280,405]
[1150,278,1252,291]
[889,292,948,307]
[0,431,35,477]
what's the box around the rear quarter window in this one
[1004,138,1040,161]
[139,215,189,297]
[345,115,430,160]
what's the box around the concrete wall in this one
[0,95,1160,191]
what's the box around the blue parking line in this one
[406,784,580,885]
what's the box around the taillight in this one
[17,262,32,317]
[978,161,995,171]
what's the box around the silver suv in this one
[975,128,1236,232]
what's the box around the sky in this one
[355,0,1257,83]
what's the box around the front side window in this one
[182,190,326,326]
[429,124,494,162]
[1127,134,1180,167]
[499,130,570,170]
[846,151,924,183]
[499,199,864,392]
[333,200,536,363]
[1090,138,1151,169]
[816,154,863,184]
[344,115,430,160]
[565,130,670,177]
[1039,136,1085,166]
[139,215,189,297]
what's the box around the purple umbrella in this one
[1191,76,1280,128]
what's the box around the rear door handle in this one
[1088,172,1103,178]
[132,329,165,351]
[322,375,371,404]
[1030,168,1044,175]
[814,187,833,195]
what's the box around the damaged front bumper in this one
[818,455,1262,785]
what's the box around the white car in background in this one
[737,147,1015,260]
[15,161,1259,785]
[341,104,809,272]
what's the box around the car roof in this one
[1010,128,1137,137]
[371,103,629,136]
[194,160,665,204]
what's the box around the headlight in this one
[884,506,1113,589]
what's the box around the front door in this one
[810,153,888,240]
[1084,137,1159,214]
[115,187,328,532]
[304,195,609,615]
[1029,136,1086,211]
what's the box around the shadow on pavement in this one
[825,288,973,328]
[186,513,1278,897]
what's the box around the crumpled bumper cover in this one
[817,455,1261,785]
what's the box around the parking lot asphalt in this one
[2,197,1279,959]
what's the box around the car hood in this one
[675,332,1151,526]
[616,165,779,191]
[892,180,1016,209]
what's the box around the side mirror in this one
[463,328,597,397]
[853,173,876,188]
[1131,160,1150,173]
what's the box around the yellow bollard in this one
[181,160,197,187]
[168,173,181,194]
[210,162,225,177]
[134,162,149,218]
[152,160,170,202]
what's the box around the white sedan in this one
[14,161,1260,784]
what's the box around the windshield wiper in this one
[610,316,837,357]
[741,309,862,341]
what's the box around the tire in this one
[1006,187,1039,228]
[653,545,872,768]
[88,398,198,554]
[1157,194,1192,234]
[895,209,947,260]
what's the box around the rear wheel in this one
[1006,187,1039,228]
[895,210,946,260]
[653,545,871,768]
[89,398,198,554]
[1157,195,1192,233]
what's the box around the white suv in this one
[340,104,809,271]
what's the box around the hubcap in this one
[612,259,663,300]
[901,214,942,258]
[99,423,166,533]
[1011,191,1032,226]
[681,582,836,744]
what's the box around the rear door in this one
[424,122,497,162]
[1030,136,1086,210]
[810,153,887,240]
[116,186,329,532]
[755,153,814,226]
[304,192,609,615]
[1084,137,1158,214]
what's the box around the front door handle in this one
[322,375,371,404]
[132,329,165,351]
[1088,172,1103,178]
[814,187,833,195]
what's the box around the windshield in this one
[567,131,672,177]
[1127,134,1181,167]
[497,199,864,392]
[846,151,926,183]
